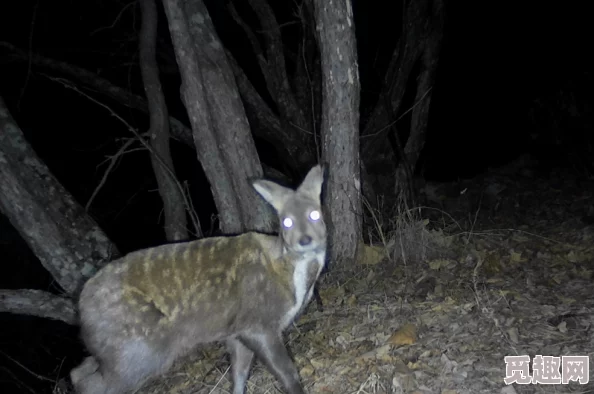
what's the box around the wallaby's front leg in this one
[227,338,255,394]
[240,332,306,394]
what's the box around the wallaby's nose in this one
[299,235,312,246]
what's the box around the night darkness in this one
[1,0,593,393]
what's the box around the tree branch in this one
[0,41,193,148]
[246,0,308,131]
[395,0,444,187]
[361,0,426,147]
[0,95,117,295]
[0,289,77,325]
[292,1,321,138]
[139,0,190,241]
[1,40,313,175]
[226,50,312,169]
[227,2,270,77]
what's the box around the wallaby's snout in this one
[299,235,312,246]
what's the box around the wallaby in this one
[70,165,326,394]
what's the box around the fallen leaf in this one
[387,324,417,345]
[347,294,357,306]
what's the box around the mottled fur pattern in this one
[71,165,326,394]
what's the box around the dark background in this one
[1,0,592,392]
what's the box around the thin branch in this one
[0,350,56,383]
[361,0,427,146]
[85,137,138,211]
[47,76,201,238]
[227,1,269,76]
[0,41,193,147]
[0,366,37,394]
[140,0,190,241]
[90,1,136,35]
[361,87,433,139]
[246,0,307,129]
[1,41,313,173]
[17,1,39,110]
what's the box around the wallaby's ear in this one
[252,179,292,212]
[297,165,324,200]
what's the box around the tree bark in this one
[0,95,118,295]
[161,0,274,234]
[0,289,77,325]
[139,0,190,241]
[313,0,362,265]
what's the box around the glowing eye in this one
[309,210,320,221]
[282,217,293,228]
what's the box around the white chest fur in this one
[280,251,325,329]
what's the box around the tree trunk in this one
[139,0,190,241]
[313,0,362,265]
[161,0,274,234]
[226,52,315,173]
[228,0,316,172]
[394,1,444,195]
[360,0,443,200]
[0,95,117,300]
[292,2,322,145]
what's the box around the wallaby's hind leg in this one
[71,357,105,394]
[71,356,129,394]
[72,339,167,394]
